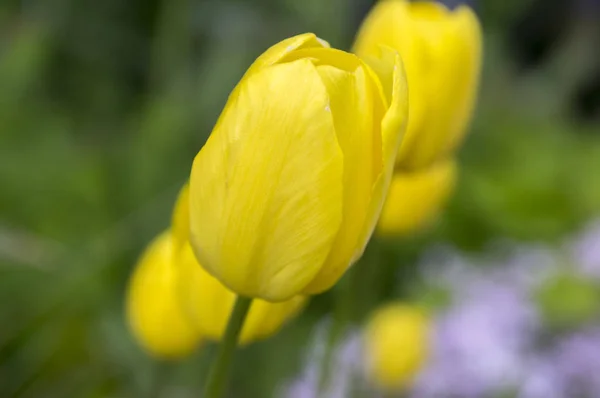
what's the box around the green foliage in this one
[536,271,600,331]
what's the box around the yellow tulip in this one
[169,184,307,344]
[126,232,201,359]
[377,159,457,236]
[363,303,430,391]
[354,0,482,170]
[189,33,408,302]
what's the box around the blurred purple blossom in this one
[411,274,539,398]
[284,220,600,398]
[570,220,600,280]
[414,228,600,398]
[553,328,600,396]
[518,357,567,398]
[519,328,600,398]
[419,242,558,296]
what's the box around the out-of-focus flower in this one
[284,220,600,397]
[414,252,539,398]
[412,227,600,397]
[126,232,202,359]
[419,243,558,297]
[412,295,536,397]
[519,328,600,398]
[173,184,307,345]
[553,328,600,396]
[354,0,482,170]
[363,303,430,392]
[189,33,408,302]
[377,159,457,236]
[518,358,565,398]
[570,219,600,280]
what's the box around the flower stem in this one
[202,296,252,398]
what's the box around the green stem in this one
[202,296,252,398]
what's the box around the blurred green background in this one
[1,0,600,397]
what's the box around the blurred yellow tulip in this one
[377,159,457,236]
[126,232,201,359]
[363,303,430,391]
[354,0,482,170]
[189,33,408,301]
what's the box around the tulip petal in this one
[245,33,329,76]
[353,0,428,169]
[178,242,307,344]
[126,232,201,358]
[353,0,412,58]
[279,47,362,73]
[302,62,381,294]
[364,303,430,390]
[402,3,481,169]
[409,1,449,19]
[377,159,457,236]
[358,51,408,251]
[241,295,307,342]
[439,6,482,158]
[221,34,331,115]
[178,242,234,340]
[190,59,344,301]
[360,45,398,107]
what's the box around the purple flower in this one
[286,218,600,398]
[420,242,558,298]
[554,328,600,396]
[414,255,540,398]
[519,328,600,398]
[570,220,600,280]
[500,244,558,291]
[518,358,567,398]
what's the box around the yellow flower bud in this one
[126,232,202,359]
[189,33,408,301]
[377,159,457,236]
[363,303,430,391]
[354,0,482,170]
[172,184,307,344]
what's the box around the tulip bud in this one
[354,0,482,170]
[377,159,457,236]
[189,33,408,301]
[172,184,307,344]
[126,232,202,359]
[363,303,430,392]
